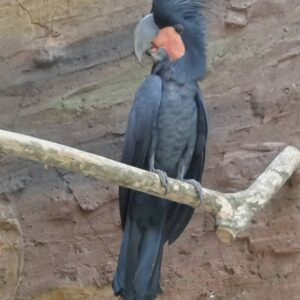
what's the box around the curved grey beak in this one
[134,14,159,63]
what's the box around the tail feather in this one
[113,216,142,296]
[113,216,165,300]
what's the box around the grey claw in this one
[153,169,169,194]
[158,284,163,294]
[183,179,204,203]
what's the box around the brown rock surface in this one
[0,0,299,299]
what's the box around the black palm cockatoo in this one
[113,1,208,299]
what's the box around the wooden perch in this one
[0,129,299,244]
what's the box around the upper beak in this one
[134,14,159,63]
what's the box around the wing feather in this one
[119,75,162,229]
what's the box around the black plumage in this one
[152,0,207,81]
[113,1,208,299]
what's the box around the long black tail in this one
[113,211,165,300]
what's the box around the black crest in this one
[152,0,208,81]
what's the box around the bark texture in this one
[1,129,299,246]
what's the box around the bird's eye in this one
[174,24,183,34]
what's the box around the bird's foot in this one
[182,179,204,204]
[158,284,163,294]
[151,168,169,194]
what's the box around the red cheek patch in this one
[152,27,186,61]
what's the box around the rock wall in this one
[0,0,299,299]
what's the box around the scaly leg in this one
[148,131,169,193]
[177,160,204,203]
[149,152,169,193]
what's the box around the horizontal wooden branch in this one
[0,129,299,244]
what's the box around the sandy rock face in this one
[0,0,300,299]
[0,196,23,300]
